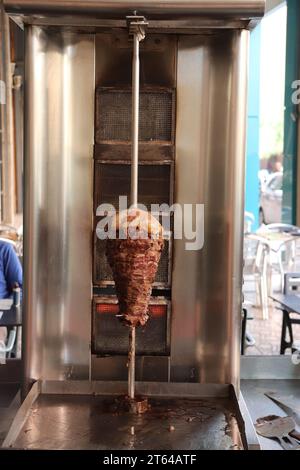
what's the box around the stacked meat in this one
[106,209,164,327]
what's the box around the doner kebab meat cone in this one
[106,209,164,327]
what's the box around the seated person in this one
[0,240,22,298]
[0,240,22,347]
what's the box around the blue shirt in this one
[0,241,22,299]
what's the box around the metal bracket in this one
[126,14,148,42]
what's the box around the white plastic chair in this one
[262,224,299,291]
[243,235,270,320]
[265,223,298,232]
[0,328,17,364]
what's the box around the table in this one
[270,294,300,354]
[241,306,254,355]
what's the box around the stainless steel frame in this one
[22,28,249,389]
[2,0,266,452]
[3,1,265,18]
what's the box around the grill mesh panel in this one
[96,89,174,143]
[94,162,172,286]
[94,163,171,210]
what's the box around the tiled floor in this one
[244,288,300,356]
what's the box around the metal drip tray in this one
[3,381,258,450]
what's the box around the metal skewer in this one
[128,326,136,399]
[127,13,147,401]
[130,29,139,210]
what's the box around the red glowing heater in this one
[93,298,170,356]
[96,302,167,318]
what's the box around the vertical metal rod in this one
[130,33,139,209]
[128,31,140,400]
[128,326,136,399]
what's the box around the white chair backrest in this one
[244,212,255,234]
[265,223,298,233]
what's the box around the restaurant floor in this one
[244,274,300,356]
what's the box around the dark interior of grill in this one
[92,33,176,356]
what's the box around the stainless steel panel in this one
[171,31,249,389]
[241,379,300,450]
[238,392,261,450]
[96,33,176,88]
[39,380,232,397]
[4,1,266,19]
[23,26,95,386]
[0,11,16,223]
[241,356,300,379]
[6,17,258,31]
[91,355,171,382]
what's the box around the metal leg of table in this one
[290,318,300,353]
[278,254,285,293]
[254,274,260,308]
[241,308,247,355]
[267,256,273,297]
[14,325,22,358]
[261,251,269,320]
[280,309,294,355]
[286,315,295,353]
[261,276,269,320]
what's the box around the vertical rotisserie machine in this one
[3,0,265,450]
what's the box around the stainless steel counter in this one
[241,380,300,450]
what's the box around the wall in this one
[283,0,300,224]
[245,25,261,231]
